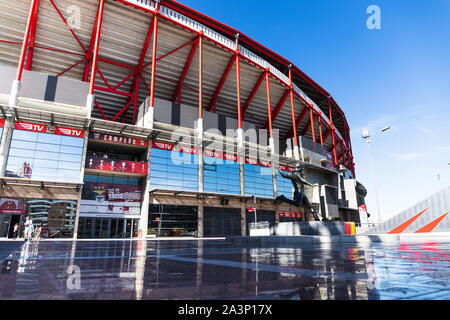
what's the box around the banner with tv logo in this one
[55,126,84,138]
[15,121,47,133]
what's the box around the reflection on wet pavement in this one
[0,239,449,300]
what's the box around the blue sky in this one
[182,0,450,221]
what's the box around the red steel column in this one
[25,0,40,71]
[198,32,203,119]
[88,0,105,95]
[318,112,324,146]
[265,69,273,139]
[309,106,316,143]
[235,35,242,129]
[16,0,38,81]
[328,99,338,166]
[149,3,159,109]
[288,67,299,159]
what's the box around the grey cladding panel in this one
[180,103,198,128]
[154,97,172,123]
[54,77,89,106]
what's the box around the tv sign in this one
[15,121,47,133]
[55,126,84,138]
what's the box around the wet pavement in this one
[0,239,449,300]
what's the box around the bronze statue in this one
[276,164,321,221]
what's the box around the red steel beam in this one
[93,98,108,121]
[300,121,311,137]
[235,36,241,128]
[143,38,195,69]
[285,107,308,139]
[16,0,38,81]
[49,0,87,53]
[323,128,332,142]
[318,112,324,146]
[241,71,265,121]
[57,57,87,77]
[25,0,40,71]
[309,106,316,143]
[328,99,338,166]
[288,67,298,147]
[88,0,105,95]
[171,36,199,103]
[83,4,101,82]
[206,54,236,112]
[198,33,203,119]
[263,89,289,129]
[265,70,273,138]
[149,3,160,108]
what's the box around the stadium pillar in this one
[25,0,40,71]
[0,117,14,177]
[148,2,160,125]
[328,99,338,166]
[318,112,324,146]
[309,106,316,143]
[139,145,152,239]
[265,69,275,152]
[86,0,105,117]
[288,67,300,160]
[73,127,90,239]
[197,32,204,193]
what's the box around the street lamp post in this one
[361,126,390,225]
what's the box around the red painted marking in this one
[414,212,448,233]
[387,208,428,234]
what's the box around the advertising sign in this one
[81,183,142,217]
[85,157,148,175]
[0,119,4,128]
[279,165,294,172]
[82,183,142,202]
[90,132,149,147]
[15,121,47,133]
[55,126,84,138]
[0,198,27,214]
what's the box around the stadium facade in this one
[0,0,366,239]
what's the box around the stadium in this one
[0,0,365,239]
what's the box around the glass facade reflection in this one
[0,197,76,238]
[204,156,240,195]
[277,170,293,200]
[5,129,84,182]
[149,148,198,191]
[244,164,274,198]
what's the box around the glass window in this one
[5,130,84,182]
[244,163,274,198]
[203,156,240,195]
[277,170,293,200]
[149,148,198,192]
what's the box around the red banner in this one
[90,132,149,147]
[85,157,148,175]
[204,149,239,162]
[279,211,302,218]
[0,119,4,128]
[15,121,47,133]
[0,198,27,214]
[55,126,84,138]
[152,141,174,151]
[279,165,294,172]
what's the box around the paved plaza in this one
[0,238,449,300]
